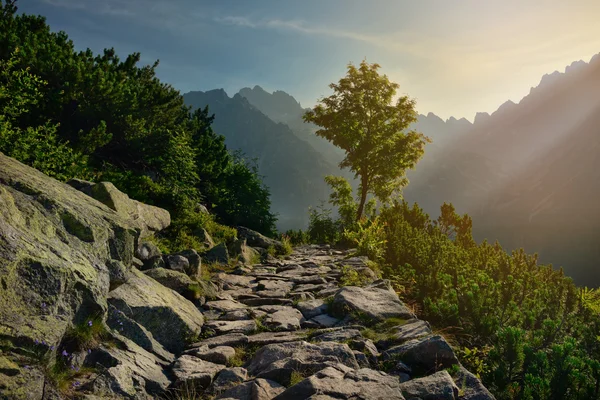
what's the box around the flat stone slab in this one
[331,285,415,323]
[204,299,248,312]
[247,331,309,346]
[190,333,249,349]
[205,320,257,335]
[241,297,294,306]
[310,314,340,328]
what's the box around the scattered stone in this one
[253,378,286,399]
[310,314,340,328]
[205,299,248,313]
[144,267,195,296]
[190,333,249,349]
[174,249,202,279]
[171,355,225,390]
[165,254,190,273]
[296,299,328,319]
[247,331,308,346]
[210,367,248,394]
[264,306,304,331]
[399,370,458,400]
[190,345,236,365]
[240,297,293,306]
[136,241,162,263]
[312,329,362,343]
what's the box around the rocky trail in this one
[0,152,494,399]
[165,245,495,400]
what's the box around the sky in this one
[18,0,600,121]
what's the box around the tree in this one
[303,60,430,221]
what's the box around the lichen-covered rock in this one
[106,305,174,365]
[144,267,195,296]
[108,268,204,354]
[0,153,142,397]
[189,345,236,365]
[84,336,171,398]
[331,284,415,322]
[398,370,458,400]
[70,180,171,237]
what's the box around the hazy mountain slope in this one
[183,89,338,231]
[238,85,346,163]
[405,54,600,285]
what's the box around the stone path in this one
[171,244,495,400]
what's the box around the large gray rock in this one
[72,180,171,237]
[398,370,458,400]
[106,305,174,364]
[174,249,202,279]
[210,367,248,394]
[203,243,230,265]
[0,153,141,397]
[247,341,358,386]
[331,284,415,323]
[108,268,204,354]
[383,335,459,373]
[237,226,283,250]
[296,299,328,319]
[84,336,171,398]
[144,267,195,296]
[228,238,261,265]
[273,364,405,400]
[376,319,432,349]
[171,354,225,390]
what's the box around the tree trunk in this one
[356,174,368,222]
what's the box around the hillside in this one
[402,54,600,285]
[182,89,340,231]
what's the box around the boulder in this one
[106,305,174,364]
[247,341,358,386]
[189,345,236,365]
[383,335,459,373]
[144,267,195,296]
[136,241,162,263]
[252,378,286,399]
[377,319,432,349]
[331,284,415,323]
[70,180,171,237]
[210,367,248,394]
[0,153,140,396]
[203,243,230,265]
[273,364,405,400]
[83,336,171,398]
[108,268,204,354]
[237,226,283,250]
[228,238,261,265]
[398,370,458,400]
[164,254,190,273]
[174,249,202,279]
[171,354,225,390]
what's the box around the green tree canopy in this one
[303,60,430,220]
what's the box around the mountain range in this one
[183,53,600,285]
